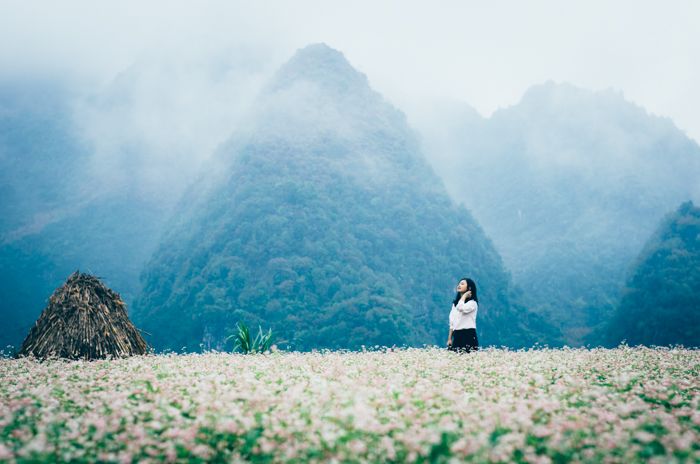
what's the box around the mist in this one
[2,1,699,161]
[1,1,699,349]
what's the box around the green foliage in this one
[0,195,169,349]
[132,46,557,352]
[0,83,169,349]
[226,322,273,354]
[606,201,700,347]
[0,84,90,348]
[421,82,700,346]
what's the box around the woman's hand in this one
[447,337,452,347]
[461,290,472,301]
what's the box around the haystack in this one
[18,271,148,360]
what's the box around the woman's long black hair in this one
[453,277,479,305]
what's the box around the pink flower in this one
[635,431,656,443]
[0,444,12,460]
[347,439,367,454]
[532,425,552,438]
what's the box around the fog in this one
[1,1,699,349]
[2,1,699,159]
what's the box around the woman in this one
[447,278,479,352]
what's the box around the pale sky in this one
[1,0,699,141]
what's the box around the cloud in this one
[1,0,698,143]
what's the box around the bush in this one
[226,322,273,354]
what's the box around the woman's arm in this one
[455,299,477,315]
[447,328,453,347]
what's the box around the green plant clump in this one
[227,322,273,354]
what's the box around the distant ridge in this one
[416,80,700,346]
[606,201,700,347]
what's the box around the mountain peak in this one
[520,81,593,104]
[266,43,369,94]
[292,42,346,63]
[517,80,631,111]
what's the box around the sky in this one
[1,0,699,141]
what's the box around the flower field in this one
[1,346,699,463]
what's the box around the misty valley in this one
[1,43,699,352]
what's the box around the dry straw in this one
[18,271,148,360]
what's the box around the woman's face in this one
[456,280,468,293]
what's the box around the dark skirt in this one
[450,328,478,352]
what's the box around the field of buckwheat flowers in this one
[1,346,699,463]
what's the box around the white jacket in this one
[449,300,478,330]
